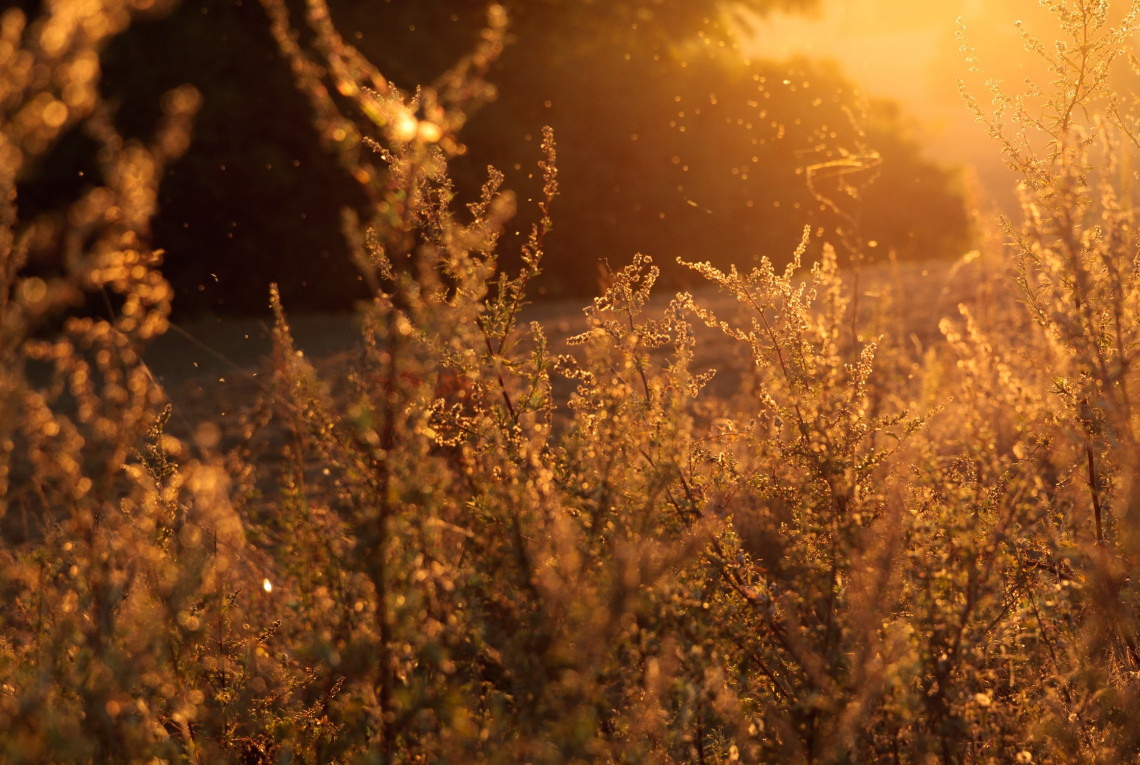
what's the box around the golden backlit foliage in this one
[3,0,1140,762]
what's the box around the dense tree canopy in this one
[15,0,967,315]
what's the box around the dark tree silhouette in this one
[18,0,966,315]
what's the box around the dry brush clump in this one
[4,0,1140,762]
[0,1,323,762]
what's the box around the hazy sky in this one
[743,0,1065,206]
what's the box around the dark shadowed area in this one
[15,0,969,317]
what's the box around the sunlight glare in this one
[738,0,1078,203]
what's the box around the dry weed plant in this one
[0,1,293,762]
[5,0,1140,762]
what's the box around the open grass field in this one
[145,255,989,436]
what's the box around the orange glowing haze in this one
[743,0,1087,208]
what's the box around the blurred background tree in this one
[14,0,969,315]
